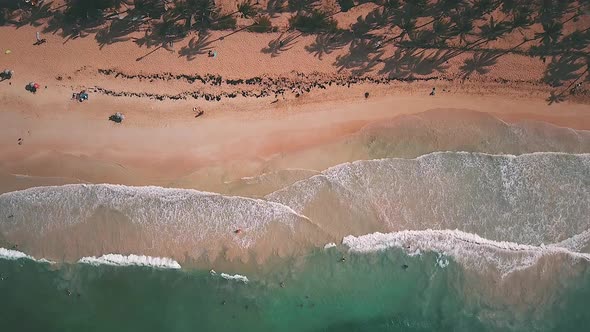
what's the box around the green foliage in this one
[289,9,337,33]
[63,0,121,23]
[248,15,274,32]
[337,0,355,12]
[237,1,258,18]
[173,0,218,30]
[135,0,166,19]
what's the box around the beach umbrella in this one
[5,50,11,54]
[33,83,40,89]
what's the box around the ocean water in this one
[1,246,589,332]
[1,151,590,330]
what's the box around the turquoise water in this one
[1,248,589,332]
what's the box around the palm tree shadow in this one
[543,55,585,87]
[133,18,184,48]
[15,1,54,28]
[459,51,500,79]
[95,15,147,49]
[305,31,352,60]
[43,10,104,41]
[378,48,415,78]
[133,19,187,60]
[379,48,450,78]
[350,7,389,38]
[178,33,214,60]
[410,49,450,76]
[334,38,384,75]
[261,32,300,57]
[546,90,566,105]
[266,0,286,18]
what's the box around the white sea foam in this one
[343,230,590,276]
[268,152,590,246]
[436,253,450,268]
[78,254,181,269]
[556,229,590,252]
[0,247,54,264]
[324,242,337,249]
[220,273,249,283]
[0,184,311,251]
[0,247,32,260]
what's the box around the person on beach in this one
[193,107,204,117]
[26,82,39,93]
[35,31,46,45]
[0,69,13,80]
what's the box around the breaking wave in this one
[1,152,588,269]
[78,254,181,269]
[0,184,323,262]
[343,230,590,276]
[0,247,54,264]
[267,152,590,245]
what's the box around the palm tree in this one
[236,1,258,18]
[500,0,518,14]
[337,0,355,12]
[218,1,258,20]
[172,0,218,31]
[64,0,126,22]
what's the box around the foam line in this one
[0,247,54,264]
[220,273,249,283]
[324,243,337,249]
[78,254,181,269]
[343,230,590,276]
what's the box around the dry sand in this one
[1,17,589,192]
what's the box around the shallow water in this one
[1,149,590,331]
[1,152,589,264]
[1,247,589,332]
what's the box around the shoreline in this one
[1,3,590,273]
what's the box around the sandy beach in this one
[1,0,589,265]
[1,18,589,191]
[2,4,590,330]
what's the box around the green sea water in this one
[1,248,589,332]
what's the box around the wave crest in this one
[78,254,181,269]
[343,229,590,276]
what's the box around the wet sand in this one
[1,92,589,195]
